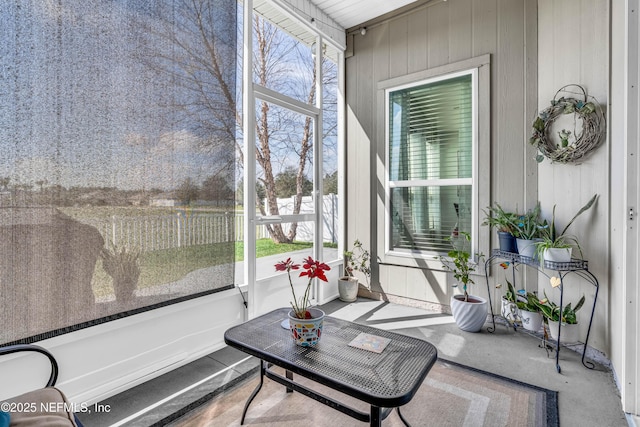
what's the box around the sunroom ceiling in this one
[307,0,420,29]
[253,0,422,53]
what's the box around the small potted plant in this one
[500,278,520,324]
[516,292,544,332]
[482,203,518,253]
[534,194,598,263]
[508,203,542,258]
[338,240,371,302]
[275,256,331,347]
[441,232,487,332]
[533,291,585,343]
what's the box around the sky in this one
[0,0,236,192]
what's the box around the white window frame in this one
[377,55,490,269]
[385,68,478,259]
[243,0,346,318]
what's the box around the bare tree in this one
[132,0,238,172]
[135,2,337,243]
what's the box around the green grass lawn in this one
[235,239,317,260]
[93,239,337,298]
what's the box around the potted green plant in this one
[533,291,585,343]
[508,203,542,258]
[441,232,487,332]
[516,292,543,332]
[482,203,518,253]
[274,256,331,347]
[534,194,598,263]
[338,240,371,302]
[501,279,521,325]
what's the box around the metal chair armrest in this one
[0,344,59,387]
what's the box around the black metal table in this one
[224,308,438,426]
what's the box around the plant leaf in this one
[560,194,598,237]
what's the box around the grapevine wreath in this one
[529,84,606,164]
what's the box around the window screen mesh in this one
[0,0,237,344]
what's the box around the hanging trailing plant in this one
[529,84,605,164]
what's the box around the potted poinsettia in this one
[275,256,331,346]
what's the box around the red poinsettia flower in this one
[299,256,330,282]
[275,255,331,319]
[274,258,300,272]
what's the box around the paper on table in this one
[348,332,391,354]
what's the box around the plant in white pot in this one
[516,292,544,332]
[482,204,518,253]
[441,232,487,332]
[500,279,522,325]
[338,240,371,302]
[275,256,331,346]
[535,194,598,263]
[507,203,543,258]
[533,291,585,344]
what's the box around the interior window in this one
[386,70,477,257]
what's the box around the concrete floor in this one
[81,297,630,426]
[322,298,629,427]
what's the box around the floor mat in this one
[164,358,558,427]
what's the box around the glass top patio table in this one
[224,308,438,425]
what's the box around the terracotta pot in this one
[450,294,488,332]
[288,308,324,347]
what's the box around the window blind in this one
[388,73,473,254]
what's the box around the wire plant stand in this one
[484,249,599,373]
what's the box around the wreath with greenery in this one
[529,84,606,164]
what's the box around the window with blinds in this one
[387,70,476,255]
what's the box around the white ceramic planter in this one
[338,277,359,302]
[548,320,580,343]
[519,309,543,332]
[516,238,537,259]
[501,297,520,324]
[543,247,572,263]
[450,294,488,332]
[288,308,325,347]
